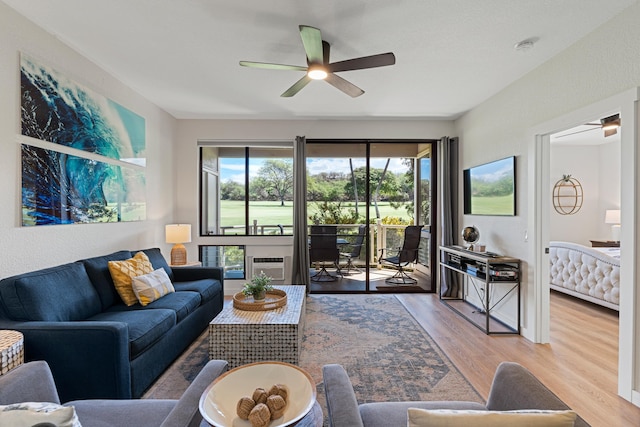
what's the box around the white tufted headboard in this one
[549,241,619,310]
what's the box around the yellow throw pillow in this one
[407,408,577,427]
[131,268,175,306]
[108,252,154,306]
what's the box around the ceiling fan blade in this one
[239,61,308,71]
[325,73,364,97]
[281,75,312,97]
[328,52,396,73]
[299,25,324,64]
[555,127,599,138]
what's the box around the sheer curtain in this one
[439,136,460,297]
[292,136,310,289]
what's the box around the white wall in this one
[0,3,178,276]
[455,1,639,404]
[549,140,620,246]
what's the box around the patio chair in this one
[378,225,423,284]
[310,225,341,281]
[339,224,367,275]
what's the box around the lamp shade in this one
[165,224,192,244]
[604,210,621,224]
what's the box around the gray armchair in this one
[0,359,228,427]
[323,361,589,427]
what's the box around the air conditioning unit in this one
[250,256,287,282]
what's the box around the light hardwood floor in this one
[396,291,640,427]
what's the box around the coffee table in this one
[209,285,306,369]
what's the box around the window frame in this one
[198,141,294,237]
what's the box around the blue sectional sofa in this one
[0,248,224,402]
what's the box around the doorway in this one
[531,87,639,405]
[306,139,437,293]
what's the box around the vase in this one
[253,290,266,301]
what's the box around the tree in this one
[220,181,244,200]
[344,166,401,217]
[349,158,359,216]
[254,159,293,206]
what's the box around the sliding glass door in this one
[307,140,436,293]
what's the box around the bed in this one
[549,241,620,310]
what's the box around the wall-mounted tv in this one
[463,156,516,216]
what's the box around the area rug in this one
[144,294,483,418]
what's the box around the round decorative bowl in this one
[199,361,316,427]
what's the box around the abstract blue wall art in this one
[20,53,146,165]
[22,144,146,226]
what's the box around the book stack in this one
[489,264,518,280]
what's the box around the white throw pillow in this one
[407,408,577,427]
[0,402,82,427]
[132,268,175,306]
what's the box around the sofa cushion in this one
[89,308,175,357]
[82,250,132,310]
[108,291,201,323]
[131,268,175,306]
[108,252,154,306]
[0,402,82,427]
[138,248,174,281]
[143,291,201,322]
[173,279,222,303]
[359,401,487,427]
[407,408,577,427]
[0,262,101,321]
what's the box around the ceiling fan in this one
[556,114,621,138]
[239,25,396,98]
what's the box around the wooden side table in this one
[170,261,203,268]
[0,330,24,375]
[590,240,620,248]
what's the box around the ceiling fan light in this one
[307,65,328,80]
[601,114,620,129]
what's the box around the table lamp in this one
[604,209,621,242]
[165,224,191,265]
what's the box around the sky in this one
[220,157,412,183]
[469,157,514,182]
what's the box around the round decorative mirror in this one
[553,174,583,215]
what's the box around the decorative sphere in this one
[462,226,480,244]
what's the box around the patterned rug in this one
[144,294,483,417]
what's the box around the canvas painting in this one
[22,144,146,226]
[20,53,146,165]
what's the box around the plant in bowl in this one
[242,271,273,301]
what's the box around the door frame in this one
[306,139,438,293]
[528,87,640,405]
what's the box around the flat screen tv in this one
[463,156,516,216]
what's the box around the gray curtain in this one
[292,136,310,289]
[439,136,460,297]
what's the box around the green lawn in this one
[220,200,411,229]
[470,194,514,215]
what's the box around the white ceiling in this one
[551,116,621,146]
[3,0,636,120]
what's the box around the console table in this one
[439,246,520,335]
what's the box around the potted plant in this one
[242,271,273,301]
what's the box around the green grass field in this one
[220,200,411,228]
[470,194,514,215]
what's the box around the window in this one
[200,143,293,236]
[200,245,245,279]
